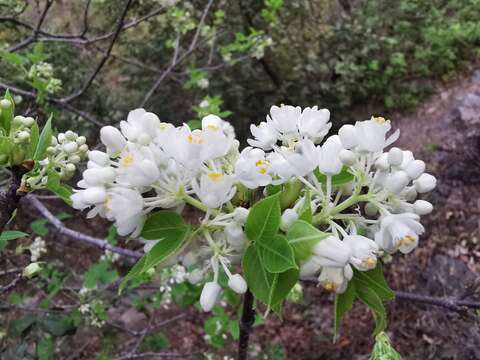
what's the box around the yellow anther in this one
[322,281,337,292]
[363,257,377,268]
[208,172,224,182]
[259,167,267,174]
[121,153,134,167]
[373,116,387,124]
[206,124,219,131]
[187,133,204,144]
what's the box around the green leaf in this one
[120,211,189,291]
[353,264,395,301]
[268,268,299,308]
[286,220,328,262]
[315,166,354,186]
[298,191,312,223]
[334,281,356,341]
[279,180,302,210]
[10,315,36,336]
[33,115,52,161]
[354,282,387,335]
[258,233,297,273]
[37,336,54,360]
[46,170,73,205]
[187,120,201,130]
[28,122,39,159]
[242,245,275,305]
[0,230,29,241]
[83,261,118,289]
[0,136,15,161]
[245,193,281,242]
[39,314,75,336]
[31,218,48,236]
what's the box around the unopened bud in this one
[387,147,403,166]
[57,133,66,143]
[0,99,12,109]
[233,207,249,224]
[338,124,357,149]
[406,160,425,180]
[88,150,110,167]
[65,163,76,173]
[13,115,25,125]
[68,154,81,164]
[375,153,390,171]
[224,223,246,247]
[339,149,356,166]
[63,141,78,154]
[280,208,298,231]
[385,170,409,194]
[299,257,321,279]
[413,200,433,215]
[82,186,107,204]
[200,281,222,312]
[76,136,86,145]
[23,117,35,127]
[79,144,89,153]
[65,130,77,140]
[364,202,378,216]
[186,269,203,284]
[228,274,247,294]
[414,173,436,193]
[100,126,126,156]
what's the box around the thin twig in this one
[114,352,199,360]
[28,195,142,259]
[395,290,480,311]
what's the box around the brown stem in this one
[0,163,31,234]
[237,289,255,360]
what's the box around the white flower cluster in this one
[26,130,88,189]
[29,236,47,262]
[73,104,436,309]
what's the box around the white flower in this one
[317,135,343,176]
[266,152,295,183]
[227,274,247,294]
[318,265,353,293]
[339,149,356,166]
[224,223,246,247]
[374,213,424,254]
[297,106,331,143]
[354,117,400,153]
[299,256,321,279]
[267,104,301,134]
[117,144,160,187]
[88,150,110,168]
[385,170,410,194]
[413,173,436,193]
[343,235,379,271]
[100,126,126,156]
[247,121,278,150]
[284,139,319,177]
[387,147,403,166]
[72,186,107,209]
[120,108,161,145]
[105,187,145,236]
[312,235,352,267]
[192,172,236,209]
[200,281,222,312]
[81,167,116,186]
[234,147,272,189]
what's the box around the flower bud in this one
[65,163,76,173]
[76,136,87,145]
[88,150,110,167]
[17,130,30,142]
[233,207,249,224]
[399,150,414,170]
[50,136,58,146]
[339,149,356,166]
[79,144,89,153]
[68,154,81,164]
[224,223,246,247]
[82,186,107,204]
[200,281,222,312]
[100,126,126,156]
[46,146,56,155]
[23,117,35,127]
[375,153,390,171]
[23,262,42,278]
[338,124,357,149]
[364,202,378,216]
[402,186,417,202]
[63,141,78,154]
[387,147,403,166]
[413,200,433,215]
[414,173,436,193]
[0,99,12,109]
[406,160,425,180]
[385,170,410,194]
[182,252,197,267]
[280,208,298,231]
[13,115,25,125]
[65,130,77,140]
[228,274,247,294]
[57,133,65,143]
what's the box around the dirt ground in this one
[2,69,480,359]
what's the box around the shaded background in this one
[0,1,479,359]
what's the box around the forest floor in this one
[2,69,480,360]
